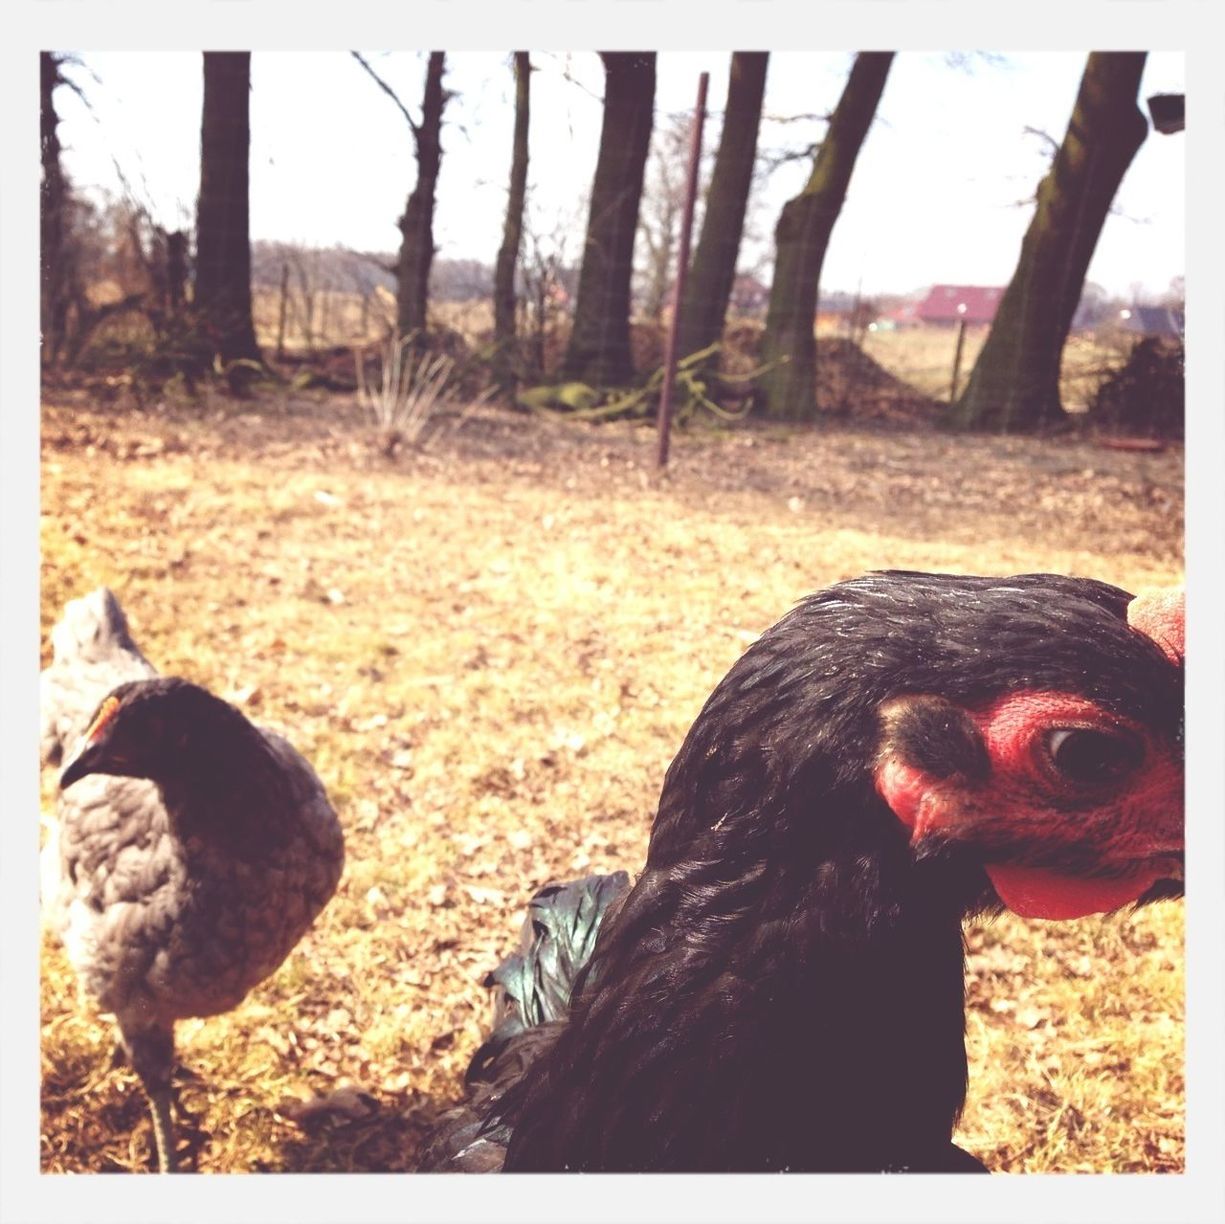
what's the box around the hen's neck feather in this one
[503,772,975,1171]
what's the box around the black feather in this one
[421,571,1183,1174]
[466,872,631,1086]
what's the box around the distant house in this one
[871,300,922,330]
[916,284,1004,326]
[1117,305,1184,341]
[814,290,858,329]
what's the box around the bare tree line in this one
[40,50,1181,431]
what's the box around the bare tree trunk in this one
[398,52,447,339]
[165,231,189,313]
[494,52,531,391]
[949,53,1149,432]
[195,52,261,382]
[40,52,71,367]
[275,261,289,358]
[291,252,317,353]
[675,52,769,371]
[759,53,893,420]
[561,52,656,387]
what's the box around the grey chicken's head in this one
[59,677,255,791]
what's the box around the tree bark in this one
[40,53,71,367]
[675,52,769,373]
[165,230,189,313]
[397,52,447,339]
[758,53,893,420]
[949,53,1149,432]
[561,52,656,387]
[195,52,261,377]
[493,52,531,391]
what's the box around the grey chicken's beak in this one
[59,739,104,790]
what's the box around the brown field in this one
[248,288,499,357]
[39,386,1184,1173]
[251,285,399,354]
[856,323,1131,412]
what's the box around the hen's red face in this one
[874,588,1184,920]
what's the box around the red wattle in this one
[984,862,1165,920]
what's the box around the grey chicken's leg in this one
[124,1024,178,1173]
[147,1085,177,1174]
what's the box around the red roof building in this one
[917,284,1004,326]
[882,301,921,328]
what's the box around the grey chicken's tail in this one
[40,587,157,765]
[465,871,632,1087]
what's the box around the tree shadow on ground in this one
[270,1090,453,1173]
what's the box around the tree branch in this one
[538,51,605,106]
[351,51,420,135]
[762,110,831,127]
[758,143,821,174]
[1022,125,1060,156]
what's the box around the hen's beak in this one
[59,739,104,790]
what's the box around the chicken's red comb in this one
[84,694,121,742]
[1128,587,1184,663]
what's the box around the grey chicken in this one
[40,588,345,1172]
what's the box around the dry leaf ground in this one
[39,387,1184,1173]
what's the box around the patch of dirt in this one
[38,388,1184,1174]
[719,323,944,425]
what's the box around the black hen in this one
[422,571,1184,1173]
[40,588,345,1172]
[424,873,632,1171]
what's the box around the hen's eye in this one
[1045,727,1140,785]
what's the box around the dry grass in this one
[249,289,495,356]
[251,285,395,353]
[857,323,1129,411]
[39,387,1183,1173]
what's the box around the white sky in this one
[54,49,1185,300]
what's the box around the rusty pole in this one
[657,71,709,469]
[949,314,967,403]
